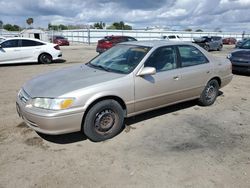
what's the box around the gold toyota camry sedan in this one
[16,41,233,142]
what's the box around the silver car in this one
[16,41,233,142]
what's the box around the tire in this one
[83,100,124,142]
[39,53,52,64]
[217,45,223,51]
[204,45,210,51]
[198,79,219,106]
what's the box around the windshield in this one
[240,40,250,49]
[88,44,151,74]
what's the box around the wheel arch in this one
[81,95,127,130]
[209,76,221,87]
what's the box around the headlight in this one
[26,98,75,110]
[227,54,232,59]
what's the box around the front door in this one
[0,39,21,64]
[134,46,182,113]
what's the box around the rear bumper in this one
[232,63,250,73]
[52,52,63,60]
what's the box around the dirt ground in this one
[0,44,249,188]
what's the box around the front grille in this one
[18,89,31,104]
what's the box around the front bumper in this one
[232,65,250,73]
[16,95,84,135]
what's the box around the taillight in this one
[54,45,60,50]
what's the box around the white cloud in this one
[0,0,250,31]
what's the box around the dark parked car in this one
[222,37,237,45]
[228,39,250,74]
[51,36,69,46]
[96,36,137,53]
[235,38,249,48]
[193,36,223,51]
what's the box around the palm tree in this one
[26,18,34,28]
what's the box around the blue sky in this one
[0,0,250,31]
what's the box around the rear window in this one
[21,40,44,47]
[168,35,177,39]
[55,36,66,39]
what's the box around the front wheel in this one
[204,45,210,51]
[39,53,52,64]
[198,79,219,106]
[83,100,124,142]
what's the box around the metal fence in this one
[1,29,250,44]
[50,29,250,44]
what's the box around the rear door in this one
[20,39,44,62]
[176,45,213,96]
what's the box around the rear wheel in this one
[217,45,223,51]
[39,53,52,64]
[83,100,124,142]
[204,45,210,51]
[198,79,219,106]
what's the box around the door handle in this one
[173,76,179,80]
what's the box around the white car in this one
[0,37,62,64]
[162,35,182,41]
[0,36,6,43]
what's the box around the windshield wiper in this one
[87,63,111,72]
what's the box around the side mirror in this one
[137,67,156,76]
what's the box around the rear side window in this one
[178,45,209,67]
[127,37,136,41]
[1,40,19,48]
[21,40,44,47]
[168,35,176,39]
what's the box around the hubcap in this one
[41,55,50,63]
[94,109,116,134]
[205,83,216,102]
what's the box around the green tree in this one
[195,29,203,32]
[3,24,21,31]
[184,28,192,32]
[107,21,132,30]
[94,22,105,29]
[13,24,21,31]
[58,24,68,30]
[0,20,3,29]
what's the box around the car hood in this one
[23,64,125,98]
[231,49,250,59]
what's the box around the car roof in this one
[105,35,133,38]
[2,37,45,42]
[119,40,194,48]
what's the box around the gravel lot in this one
[0,44,250,188]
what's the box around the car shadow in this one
[0,59,66,66]
[37,99,199,144]
[125,99,197,126]
[37,131,88,144]
[232,71,250,76]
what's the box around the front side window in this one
[178,45,209,67]
[88,44,151,74]
[1,40,19,48]
[144,46,177,72]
